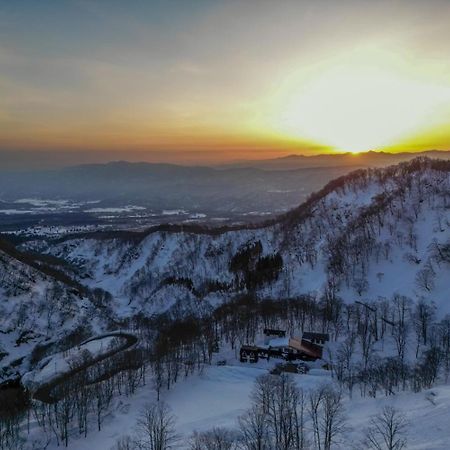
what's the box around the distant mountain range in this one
[0,151,449,230]
[220,150,450,170]
[1,149,449,172]
[0,163,360,215]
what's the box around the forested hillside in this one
[1,158,449,383]
[0,158,449,449]
[37,158,449,317]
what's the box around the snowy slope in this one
[40,158,450,317]
[0,246,109,383]
[1,158,449,382]
[24,362,450,450]
[0,158,449,449]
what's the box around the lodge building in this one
[240,331,329,363]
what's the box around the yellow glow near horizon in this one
[3,2,450,159]
[265,49,450,153]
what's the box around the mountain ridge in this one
[220,149,450,170]
[27,157,448,244]
[1,157,449,384]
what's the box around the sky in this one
[1,0,450,163]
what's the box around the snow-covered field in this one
[24,361,450,450]
[84,206,146,214]
[21,326,450,449]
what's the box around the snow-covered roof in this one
[268,337,290,347]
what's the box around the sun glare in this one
[267,50,450,153]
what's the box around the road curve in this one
[32,332,138,404]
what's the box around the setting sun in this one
[265,48,450,153]
[1,3,450,449]
[1,0,450,159]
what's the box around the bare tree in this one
[438,316,450,381]
[189,427,237,450]
[415,263,435,292]
[261,374,306,450]
[135,403,178,450]
[334,335,357,398]
[53,389,74,447]
[308,385,346,450]
[356,304,376,371]
[248,374,308,449]
[308,383,324,450]
[153,359,165,402]
[412,299,435,356]
[391,295,411,364]
[93,376,114,432]
[0,415,24,450]
[321,387,346,450]
[111,435,135,450]
[238,405,269,450]
[414,346,442,390]
[364,406,407,450]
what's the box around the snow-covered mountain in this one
[41,158,449,314]
[1,158,449,382]
[0,240,115,383]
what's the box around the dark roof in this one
[302,332,330,342]
[300,339,323,358]
[263,328,286,335]
[240,345,259,352]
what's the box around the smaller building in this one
[240,345,259,363]
[268,336,323,361]
[301,332,330,347]
[271,362,310,375]
[263,328,286,338]
[263,328,286,345]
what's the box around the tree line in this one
[2,287,449,448]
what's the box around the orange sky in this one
[1,0,450,162]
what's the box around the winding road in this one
[32,332,138,404]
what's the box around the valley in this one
[0,157,449,449]
[4,0,450,447]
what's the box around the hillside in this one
[27,158,450,317]
[0,157,449,450]
[1,158,449,385]
[0,240,114,384]
[2,151,449,235]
